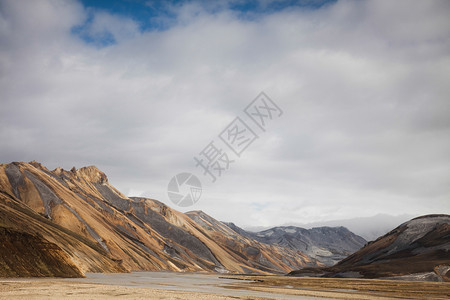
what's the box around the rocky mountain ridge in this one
[225,223,366,266]
[0,161,320,277]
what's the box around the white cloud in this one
[0,0,449,227]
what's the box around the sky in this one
[1,0,449,229]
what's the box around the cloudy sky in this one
[1,0,449,228]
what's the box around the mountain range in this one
[225,223,366,266]
[0,161,319,277]
[1,161,447,282]
[279,214,417,241]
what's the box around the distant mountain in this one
[0,161,319,277]
[282,214,416,241]
[225,223,366,266]
[289,214,450,282]
[186,211,318,273]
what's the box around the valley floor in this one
[0,272,449,300]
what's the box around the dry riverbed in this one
[0,280,267,300]
[1,272,449,299]
[222,274,450,299]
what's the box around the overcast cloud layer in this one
[1,0,449,228]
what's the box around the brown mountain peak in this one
[76,166,108,184]
[28,160,47,171]
[53,167,64,176]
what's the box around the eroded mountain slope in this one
[0,161,319,276]
[0,226,83,277]
[289,214,450,281]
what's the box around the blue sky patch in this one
[73,0,336,46]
